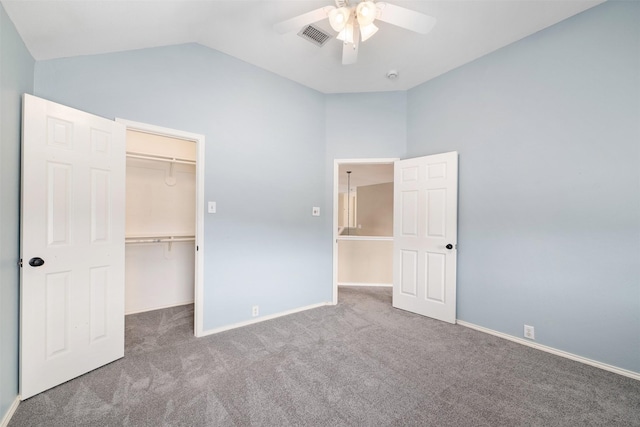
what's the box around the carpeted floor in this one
[9,286,640,426]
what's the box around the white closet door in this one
[20,94,126,399]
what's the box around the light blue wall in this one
[0,2,34,420]
[407,1,640,372]
[34,44,329,330]
[325,92,407,160]
[324,91,407,214]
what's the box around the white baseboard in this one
[457,320,640,381]
[125,300,194,316]
[1,396,20,427]
[197,302,331,337]
[338,282,392,287]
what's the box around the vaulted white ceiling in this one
[2,0,604,93]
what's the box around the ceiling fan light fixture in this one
[356,1,377,27]
[275,0,437,65]
[337,23,355,44]
[329,7,351,32]
[359,22,378,42]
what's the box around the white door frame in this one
[116,119,205,337]
[332,158,399,305]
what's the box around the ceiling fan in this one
[274,0,436,65]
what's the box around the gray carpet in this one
[9,286,640,426]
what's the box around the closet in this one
[125,130,196,314]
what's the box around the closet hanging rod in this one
[126,151,196,165]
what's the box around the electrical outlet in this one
[252,305,259,317]
[524,325,535,340]
[312,207,320,216]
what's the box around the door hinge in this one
[18,259,23,268]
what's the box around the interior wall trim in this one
[338,282,392,287]
[1,396,20,427]
[457,320,640,381]
[198,302,332,337]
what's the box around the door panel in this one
[90,266,110,341]
[400,249,418,296]
[91,168,111,243]
[45,271,70,357]
[425,251,445,302]
[47,162,72,245]
[400,191,418,236]
[426,189,446,237]
[20,94,126,399]
[393,152,458,323]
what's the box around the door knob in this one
[28,257,45,267]
[445,244,453,250]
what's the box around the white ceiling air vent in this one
[298,25,332,47]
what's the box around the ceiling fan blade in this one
[274,6,335,34]
[342,29,360,65]
[375,2,436,35]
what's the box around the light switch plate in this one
[208,201,216,213]
[312,207,320,216]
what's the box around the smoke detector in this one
[386,70,399,80]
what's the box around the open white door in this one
[393,152,458,323]
[20,94,126,399]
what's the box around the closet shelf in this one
[126,151,196,166]
[125,235,195,244]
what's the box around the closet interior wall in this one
[125,130,196,314]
